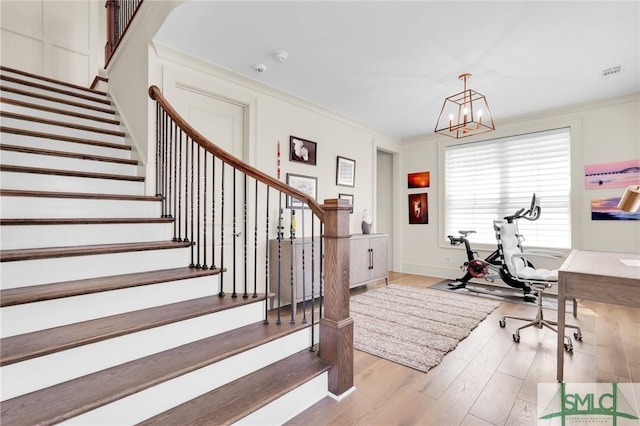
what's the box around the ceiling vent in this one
[601,66,621,77]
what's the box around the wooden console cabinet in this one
[268,238,322,313]
[268,233,388,312]
[349,233,388,288]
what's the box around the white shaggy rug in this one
[350,284,500,372]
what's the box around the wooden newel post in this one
[104,0,116,64]
[319,198,354,396]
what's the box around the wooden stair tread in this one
[0,75,110,105]
[140,350,330,426]
[1,288,247,366]
[0,127,130,151]
[0,97,120,125]
[0,111,126,137]
[0,217,172,226]
[0,188,160,201]
[0,266,217,307]
[0,317,306,425]
[0,164,144,181]
[1,65,108,97]
[1,85,116,115]
[0,143,137,165]
[0,240,190,262]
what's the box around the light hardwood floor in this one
[286,271,640,426]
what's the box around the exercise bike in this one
[446,194,541,301]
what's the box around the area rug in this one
[350,284,500,372]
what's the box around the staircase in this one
[0,66,329,425]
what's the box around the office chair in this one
[495,220,582,352]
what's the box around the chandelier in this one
[435,73,495,139]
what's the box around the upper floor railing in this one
[104,0,143,66]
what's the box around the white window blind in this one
[444,128,571,249]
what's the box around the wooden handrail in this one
[148,85,325,222]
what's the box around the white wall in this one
[400,93,640,280]
[0,0,102,87]
[149,43,402,237]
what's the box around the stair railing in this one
[149,86,354,396]
[104,0,144,66]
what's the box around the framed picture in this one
[286,173,317,208]
[339,193,354,213]
[336,156,356,187]
[408,193,428,224]
[289,136,317,165]
[408,171,430,188]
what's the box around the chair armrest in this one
[512,252,561,262]
[523,249,565,258]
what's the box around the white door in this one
[173,85,247,296]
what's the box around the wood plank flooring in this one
[287,271,640,426]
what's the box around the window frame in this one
[437,120,581,252]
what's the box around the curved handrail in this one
[149,85,325,222]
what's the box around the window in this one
[444,128,571,249]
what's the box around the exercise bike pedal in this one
[485,273,497,282]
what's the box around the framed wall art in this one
[408,171,430,188]
[408,193,428,224]
[286,173,317,208]
[289,136,317,165]
[336,156,356,187]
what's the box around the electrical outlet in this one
[445,256,451,264]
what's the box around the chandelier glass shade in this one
[435,73,495,139]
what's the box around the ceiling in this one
[154,1,640,140]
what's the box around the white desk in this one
[557,249,640,382]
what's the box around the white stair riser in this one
[0,132,131,159]
[236,372,328,426]
[1,197,160,219]
[0,79,110,109]
[61,328,313,425]
[0,116,125,145]
[0,302,263,400]
[1,275,221,337]
[0,101,122,132]
[0,222,172,250]
[0,89,116,121]
[0,150,137,175]
[1,246,191,288]
[0,171,144,195]
[1,70,110,101]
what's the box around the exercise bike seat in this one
[458,230,476,237]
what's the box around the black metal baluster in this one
[263,185,270,324]
[183,136,189,244]
[276,193,282,325]
[202,153,208,269]
[218,162,225,296]
[319,222,324,321]
[243,174,248,299]
[253,179,258,298]
[211,156,216,271]
[167,121,173,221]
[310,217,316,351]
[176,128,182,241]
[289,207,295,325]
[189,137,195,267]
[155,103,160,198]
[232,168,237,298]
[196,144,201,268]
[161,110,168,217]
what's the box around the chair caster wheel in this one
[573,332,583,341]
[499,320,506,328]
[513,333,520,343]
[564,343,573,352]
